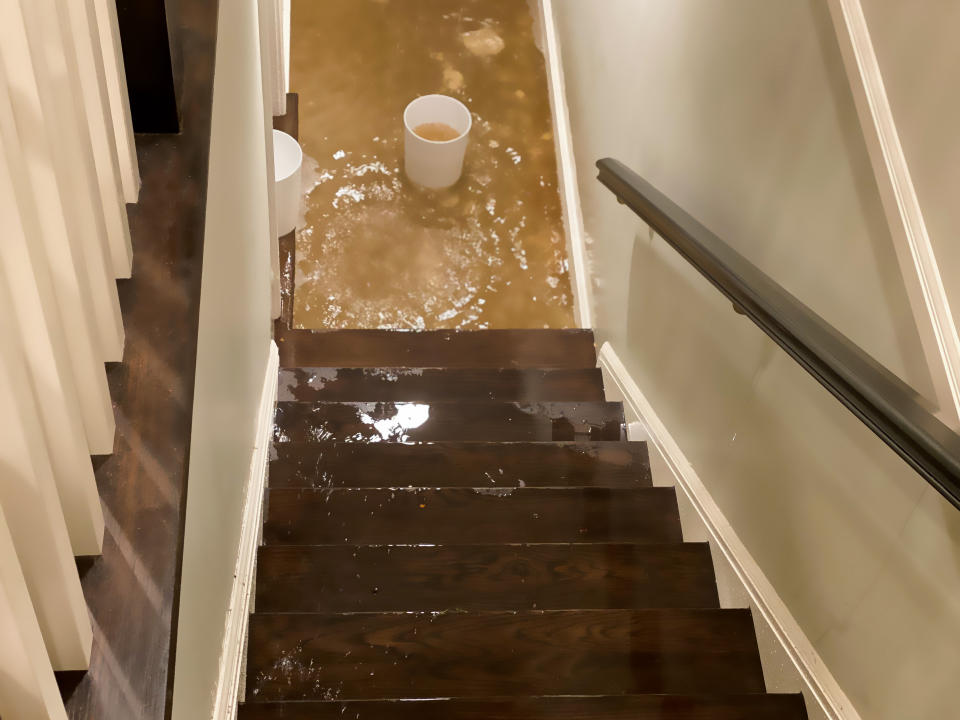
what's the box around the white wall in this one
[170,0,274,715]
[553,2,960,718]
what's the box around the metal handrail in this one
[597,157,960,510]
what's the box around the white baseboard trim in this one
[598,342,861,720]
[536,0,593,330]
[211,340,278,720]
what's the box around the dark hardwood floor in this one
[55,1,218,718]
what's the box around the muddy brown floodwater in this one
[291,0,575,330]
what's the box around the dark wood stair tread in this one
[263,487,681,545]
[255,543,719,612]
[245,609,765,701]
[238,694,808,720]
[269,441,652,488]
[277,367,606,402]
[277,329,597,369]
[273,401,625,443]
[249,326,806,717]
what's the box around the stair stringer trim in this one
[211,340,279,720]
[598,341,860,720]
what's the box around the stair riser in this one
[238,695,809,720]
[268,442,652,489]
[263,488,682,545]
[277,329,597,369]
[273,402,626,443]
[278,368,606,402]
[255,544,720,612]
[246,610,766,701]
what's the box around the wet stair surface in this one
[241,329,808,719]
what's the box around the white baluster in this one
[0,10,116,454]
[93,0,140,203]
[66,0,133,279]
[16,0,125,362]
[0,267,93,671]
[0,507,68,720]
[0,101,105,556]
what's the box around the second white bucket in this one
[403,94,472,189]
[273,129,302,235]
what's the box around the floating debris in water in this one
[461,27,506,56]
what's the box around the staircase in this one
[238,329,808,719]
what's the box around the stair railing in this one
[0,0,140,716]
[597,157,960,511]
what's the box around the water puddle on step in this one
[290,0,574,329]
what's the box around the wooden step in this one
[238,694,809,720]
[245,609,765,701]
[277,329,597,368]
[272,402,625,443]
[254,543,719,612]
[263,487,681,545]
[269,442,652,489]
[277,367,606,402]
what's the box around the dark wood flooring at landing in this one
[55,0,218,717]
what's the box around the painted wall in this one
[170,0,274,715]
[552,1,960,718]
[860,0,960,335]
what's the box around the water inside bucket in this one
[413,122,462,142]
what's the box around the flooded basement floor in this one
[290,0,575,329]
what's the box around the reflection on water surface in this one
[291,0,574,329]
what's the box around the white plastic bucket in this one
[273,129,302,235]
[403,94,472,189]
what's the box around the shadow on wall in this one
[624,223,960,720]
